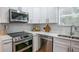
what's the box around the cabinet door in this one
[71,47,79,52]
[32,7,41,23]
[53,37,70,52]
[40,7,47,23]
[71,40,79,52]
[53,41,69,52]
[2,41,12,52]
[48,7,58,23]
[0,7,9,23]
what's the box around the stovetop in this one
[8,31,33,42]
[8,31,32,37]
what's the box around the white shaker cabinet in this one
[53,42,69,52]
[71,46,79,52]
[27,7,58,24]
[71,40,79,52]
[40,7,58,23]
[32,7,41,23]
[2,40,12,52]
[53,37,70,52]
[40,7,47,23]
[47,7,58,23]
[0,7,9,23]
[0,35,12,52]
[53,37,79,52]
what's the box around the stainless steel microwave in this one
[9,9,29,23]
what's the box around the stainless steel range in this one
[8,31,33,52]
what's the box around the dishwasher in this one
[39,35,53,52]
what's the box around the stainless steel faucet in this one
[70,25,77,36]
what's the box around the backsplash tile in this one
[6,23,33,33]
[39,23,79,36]
[0,23,79,36]
[39,23,71,35]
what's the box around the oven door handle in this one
[14,39,32,45]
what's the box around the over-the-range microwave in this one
[9,9,29,23]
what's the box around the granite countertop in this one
[0,35,12,41]
[24,30,58,37]
[1,30,78,41]
[24,30,79,41]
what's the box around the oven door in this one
[13,39,32,52]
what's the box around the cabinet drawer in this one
[54,37,70,45]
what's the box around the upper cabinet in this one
[22,7,58,24]
[40,7,47,23]
[47,7,58,23]
[40,7,58,23]
[59,7,79,26]
[32,7,41,23]
[0,7,9,23]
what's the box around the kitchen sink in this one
[58,35,71,38]
[58,35,79,39]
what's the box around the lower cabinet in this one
[53,41,69,52]
[53,37,79,52]
[53,37,70,52]
[71,40,79,52]
[71,47,79,52]
[0,39,12,52]
[2,41,12,52]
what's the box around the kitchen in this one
[0,7,79,52]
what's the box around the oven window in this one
[16,40,32,51]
